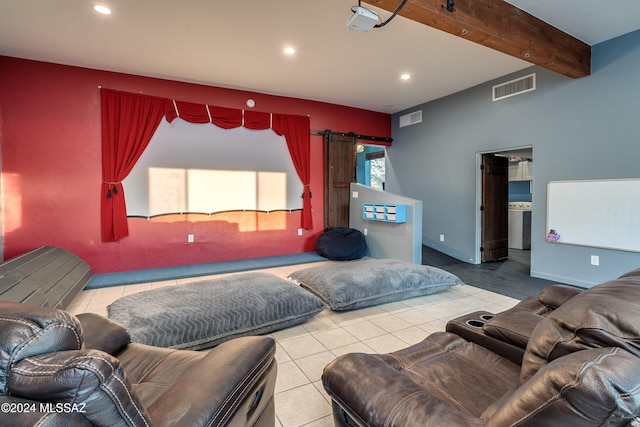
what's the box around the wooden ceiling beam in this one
[365,0,591,78]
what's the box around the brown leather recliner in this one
[446,283,582,364]
[322,271,640,426]
[0,300,277,427]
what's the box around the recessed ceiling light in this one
[283,47,296,55]
[400,73,411,80]
[93,4,112,15]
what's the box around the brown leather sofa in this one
[0,300,277,427]
[322,270,640,426]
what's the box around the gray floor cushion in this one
[288,259,463,311]
[107,272,326,350]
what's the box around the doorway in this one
[475,146,533,265]
[480,154,509,262]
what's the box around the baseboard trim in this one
[530,270,594,289]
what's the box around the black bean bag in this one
[316,227,366,261]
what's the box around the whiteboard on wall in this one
[546,179,640,252]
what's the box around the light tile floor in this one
[66,262,520,427]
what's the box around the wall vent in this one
[492,73,536,101]
[399,110,422,127]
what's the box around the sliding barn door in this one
[324,134,357,230]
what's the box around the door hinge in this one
[480,164,485,170]
[480,247,484,252]
[480,205,485,211]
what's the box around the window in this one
[366,150,385,190]
[356,145,385,190]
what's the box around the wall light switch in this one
[363,228,368,235]
[188,234,194,243]
[298,228,303,236]
[352,191,358,198]
[591,255,599,266]
[440,234,445,242]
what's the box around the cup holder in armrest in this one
[480,314,494,321]
[466,320,485,328]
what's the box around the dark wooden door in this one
[324,134,357,229]
[481,154,509,262]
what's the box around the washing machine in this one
[508,201,532,250]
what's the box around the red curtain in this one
[100,89,166,242]
[273,114,313,229]
[210,106,243,129]
[100,90,313,241]
[244,110,271,130]
[165,100,210,124]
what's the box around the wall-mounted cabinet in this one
[362,203,406,223]
[509,160,532,181]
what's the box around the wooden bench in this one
[0,246,92,309]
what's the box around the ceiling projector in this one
[346,6,379,32]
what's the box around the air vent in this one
[492,73,536,101]
[399,110,422,128]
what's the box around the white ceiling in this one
[1,0,639,113]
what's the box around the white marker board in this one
[546,179,640,252]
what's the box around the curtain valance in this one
[100,89,312,242]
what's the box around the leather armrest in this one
[8,350,151,427]
[322,351,484,427]
[445,311,525,365]
[144,336,277,427]
[504,285,582,316]
[484,347,640,426]
[538,284,582,308]
[617,267,640,279]
[76,313,130,355]
[507,296,548,315]
[483,310,543,348]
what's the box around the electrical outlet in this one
[590,255,599,266]
[298,228,303,236]
[352,191,358,198]
[187,234,194,243]
[440,234,445,242]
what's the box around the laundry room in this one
[506,148,533,253]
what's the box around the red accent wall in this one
[0,56,391,273]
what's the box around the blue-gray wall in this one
[386,29,640,288]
